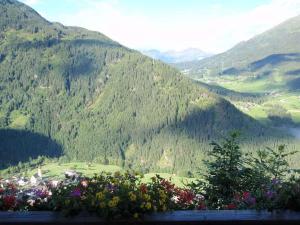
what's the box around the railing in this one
[1,210,300,225]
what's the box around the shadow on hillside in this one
[287,77,300,91]
[0,129,63,169]
[250,53,300,71]
[286,69,300,76]
[166,100,271,142]
[221,53,300,76]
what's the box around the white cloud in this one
[46,0,300,53]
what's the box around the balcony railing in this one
[1,210,300,225]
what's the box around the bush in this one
[190,132,299,210]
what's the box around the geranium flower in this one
[160,179,175,191]
[240,192,256,205]
[140,184,147,193]
[3,195,16,209]
[198,202,206,210]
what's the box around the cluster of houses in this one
[0,167,82,189]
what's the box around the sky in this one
[20,0,300,53]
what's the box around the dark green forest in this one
[0,0,299,175]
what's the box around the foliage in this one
[197,132,250,208]
[189,133,299,210]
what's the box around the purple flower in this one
[247,197,256,205]
[272,178,281,185]
[34,189,48,198]
[266,190,276,199]
[106,184,116,192]
[70,188,81,197]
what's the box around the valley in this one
[174,15,300,141]
[192,74,300,126]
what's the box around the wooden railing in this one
[1,210,300,225]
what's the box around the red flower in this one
[242,192,250,199]
[176,189,195,204]
[234,193,241,201]
[227,203,237,210]
[0,188,4,195]
[3,195,16,209]
[140,183,148,193]
[160,179,175,191]
[198,202,206,210]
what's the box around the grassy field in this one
[198,73,300,124]
[8,162,197,187]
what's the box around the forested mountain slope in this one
[0,0,284,174]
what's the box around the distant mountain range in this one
[141,48,212,64]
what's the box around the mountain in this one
[175,15,300,86]
[141,48,212,64]
[0,0,282,174]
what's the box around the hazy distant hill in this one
[141,48,212,63]
[0,0,281,174]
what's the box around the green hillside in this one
[0,0,291,174]
[174,14,300,127]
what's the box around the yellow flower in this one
[159,190,167,200]
[108,196,120,208]
[128,192,137,202]
[96,192,105,200]
[140,202,145,209]
[145,202,152,210]
[108,200,115,208]
[99,202,106,208]
[142,194,150,201]
[133,213,139,219]
[112,196,120,203]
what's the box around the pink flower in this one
[242,192,250,199]
[81,180,88,188]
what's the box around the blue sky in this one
[20,0,300,53]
